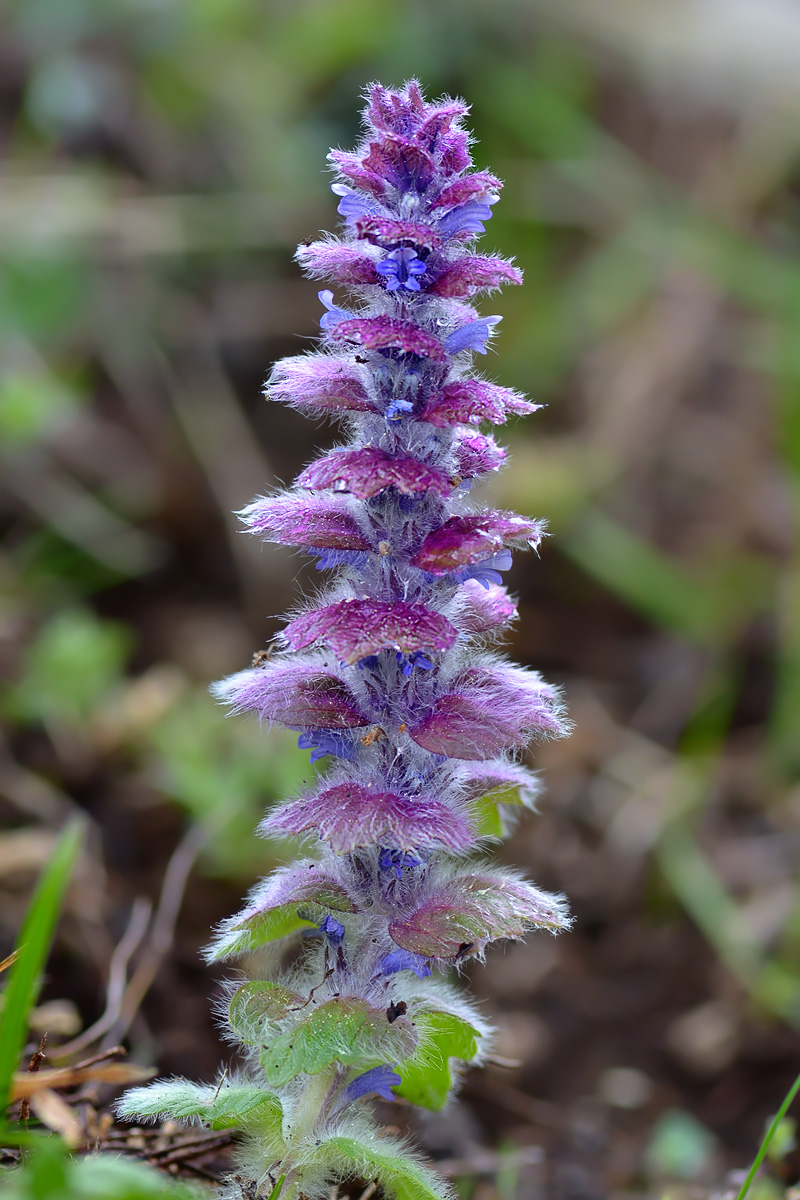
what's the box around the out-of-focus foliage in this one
[3,1137,201,1199]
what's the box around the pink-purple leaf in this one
[328,149,388,198]
[355,216,443,252]
[262,782,472,854]
[420,380,538,427]
[454,580,518,633]
[430,172,502,210]
[268,355,373,413]
[453,433,507,479]
[409,666,566,759]
[362,134,435,190]
[427,256,522,299]
[241,495,371,551]
[388,872,569,959]
[283,599,457,664]
[329,316,446,361]
[296,241,380,286]
[298,447,451,499]
[412,512,544,574]
[214,662,369,730]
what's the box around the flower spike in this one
[119,80,571,1200]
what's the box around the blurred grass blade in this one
[562,511,720,642]
[266,1173,286,1200]
[737,1071,800,1200]
[0,820,84,1123]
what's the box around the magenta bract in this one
[262,782,472,854]
[283,599,458,664]
[297,446,452,499]
[412,512,545,574]
[214,661,369,730]
[241,494,371,550]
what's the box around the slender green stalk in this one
[736,1071,800,1200]
[0,820,84,1124]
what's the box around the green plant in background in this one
[2,1138,202,1200]
[0,823,83,1119]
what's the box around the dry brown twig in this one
[9,1060,155,1103]
[53,897,152,1061]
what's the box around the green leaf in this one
[471,783,529,838]
[10,610,131,728]
[259,997,417,1088]
[395,1012,481,1111]
[69,1152,203,1198]
[737,1073,800,1200]
[228,981,304,1045]
[0,820,84,1123]
[0,1135,204,1199]
[0,368,81,447]
[319,1136,450,1200]
[118,1078,284,1135]
[206,905,321,960]
[265,1174,287,1200]
[206,867,357,961]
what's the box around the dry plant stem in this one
[53,900,152,1060]
[18,1034,47,1123]
[104,822,208,1047]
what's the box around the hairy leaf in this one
[318,1136,451,1200]
[229,982,305,1045]
[389,873,569,959]
[259,997,416,1088]
[395,1012,482,1111]
[118,1079,284,1134]
[206,864,357,960]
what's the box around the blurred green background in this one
[3,0,800,1195]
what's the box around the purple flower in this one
[444,315,502,356]
[331,182,382,224]
[460,550,513,589]
[341,1065,401,1105]
[378,948,432,978]
[318,914,346,945]
[379,848,423,879]
[318,289,349,330]
[376,248,428,292]
[437,198,499,237]
[296,730,356,763]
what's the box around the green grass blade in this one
[0,819,84,1123]
[737,1071,800,1200]
[265,1173,286,1200]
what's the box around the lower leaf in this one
[395,1012,482,1111]
[319,1135,452,1200]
